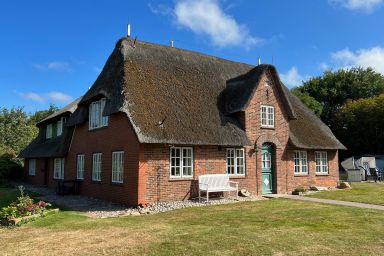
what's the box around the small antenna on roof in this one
[258,56,261,65]
[127,23,131,38]
[170,40,174,48]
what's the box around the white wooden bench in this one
[198,174,239,202]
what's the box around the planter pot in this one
[6,208,59,225]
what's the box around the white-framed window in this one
[294,151,308,174]
[92,153,102,181]
[226,148,245,176]
[112,151,124,183]
[315,151,328,174]
[89,98,108,130]
[261,105,275,128]
[29,159,36,176]
[46,124,52,139]
[57,117,65,136]
[53,158,65,179]
[76,154,85,180]
[170,147,193,178]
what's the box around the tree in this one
[0,107,37,156]
[332,94,384,156]
[291,87,323,117]
[294,67,384,126]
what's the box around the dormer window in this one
[261,105,275,128]
[57,117,64,136]
[46,124,52,139]
[89,98,108,130]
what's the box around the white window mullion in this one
[112,151,124,183]
[226,148,245,176]
[29,159,36,176]
[170,147,193,178]
[294,151,308,175]
[261,105,275,128]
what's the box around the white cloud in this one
[330,0,383,13]
[319,62,330,71]
[280,67,309,87]
[33,61,71,72]
[148,3,172,15]
[46,91,73,103]
[15,91,45,103]
[331,46,384,74]
[15,91,73,104]
[173,0,263,48]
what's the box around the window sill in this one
[315,173,329,176]
[169,177,194,181]
[260,126,275,130]
[229,175,246,179]
[28,174,36,176]
[294,174,308,177]
[88,126,108,132]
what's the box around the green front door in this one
[261,144,274,194]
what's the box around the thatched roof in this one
[65,37,345,149]
[37,97,82,126]
[19,99,80,158]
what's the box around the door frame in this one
[261,143,276,194]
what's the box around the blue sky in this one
[1,0,384,112]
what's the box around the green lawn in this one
[1,186,384,255]
[307,182,384,205]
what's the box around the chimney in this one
[127,23,131,38]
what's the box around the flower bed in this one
[0,186,57,226]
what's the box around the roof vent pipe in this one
[127,23,131,38]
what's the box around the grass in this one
[1,186,384,255]
[307,182,384,205]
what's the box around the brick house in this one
[20,38,346,206]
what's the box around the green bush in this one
[0,151,23,184]
[293,186,307,194]
[0,186,51,225]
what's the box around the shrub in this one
[338,182,351,189]
[293,186,307,194]
[0,151,23,184]
[0,186,51,224]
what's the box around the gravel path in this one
[12,182,265,218]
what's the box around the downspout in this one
[255,145,259,195]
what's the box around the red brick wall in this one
[23,158,46,186]
[64,112,140,205]
[285,149,339,191]
[22,73,340,205]
[138,72,339,204]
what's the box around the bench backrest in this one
[199,174,230,188]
